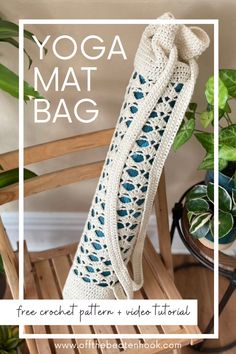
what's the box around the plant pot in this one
[0,272,6,299]
[205,170,235,193]
[183,200,236,251]
[198,226,236,250]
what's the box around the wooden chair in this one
[0,128,201,354]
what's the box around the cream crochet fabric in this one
[63,13,210,300]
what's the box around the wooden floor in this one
[173,254,236,354]
[4,254,236,354]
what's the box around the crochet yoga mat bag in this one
[63,13,210,300]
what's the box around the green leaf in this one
[200,111,214,128]
[207,103,214,111]
[217,126,236,164]
[189,213,211,238]
[219,158,228,171]
[219,108,226,118]
[186,184,207,200]
[232,189,236,216]
[219,69,236,98]
[219,185,232,211]
[0,37,32,69]
[5,338,21,350]
[187,211,195,223]
[10,327,19,340]
[232,189,236,203]
[186,199,208,214]
[207,182,214,204]
[198,154,227,172]
[218,210,234,238]
[186,198,209,213]
[198,154,227,171]
[224,101,231,113]
[0,168,37,188]
[0,327,9,342]
[0,63,43,100]
[219,145,236,161]
[198,153,214,170]
[232,204,236,217]
[0,20,34,40]
[173,118,195,151]
[207,182,232,211]
[219,124,236,149]
[218,100,232,118]
[0,20,47,55]
[194,132,214,153]
[185,111,195,120]
[189,102,197,112]
[7,326,12,340]
[205,76,228,109]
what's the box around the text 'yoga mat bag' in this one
[63,13,210,300]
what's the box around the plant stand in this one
[171,182,236,353]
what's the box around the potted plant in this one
[173,69,236,247]
[0,325,24,353]
[173,69,236,189]
[185,183,236,250]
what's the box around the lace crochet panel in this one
[72,70,185,289]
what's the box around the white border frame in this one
[18,18,219,339]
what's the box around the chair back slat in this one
[0,128,113,170]
[0,161,103,205]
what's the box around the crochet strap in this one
[105,46,179,299]
[130,58,199,293]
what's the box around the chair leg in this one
[0,217,19,298]
[154,170,174,278]
[24,326,38,354]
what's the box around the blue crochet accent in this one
[130,105,138,114]
[86,266,95,273]
[134,91,144,100]
[127,169,139,177]
[149,111,158,118]
[122,182,135,191]
[175,83,184,92]
[119,196,132,204]
[142,125,153,133]
[139,74,146,84]
[131,153,144,163]
[95,230,104,238]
